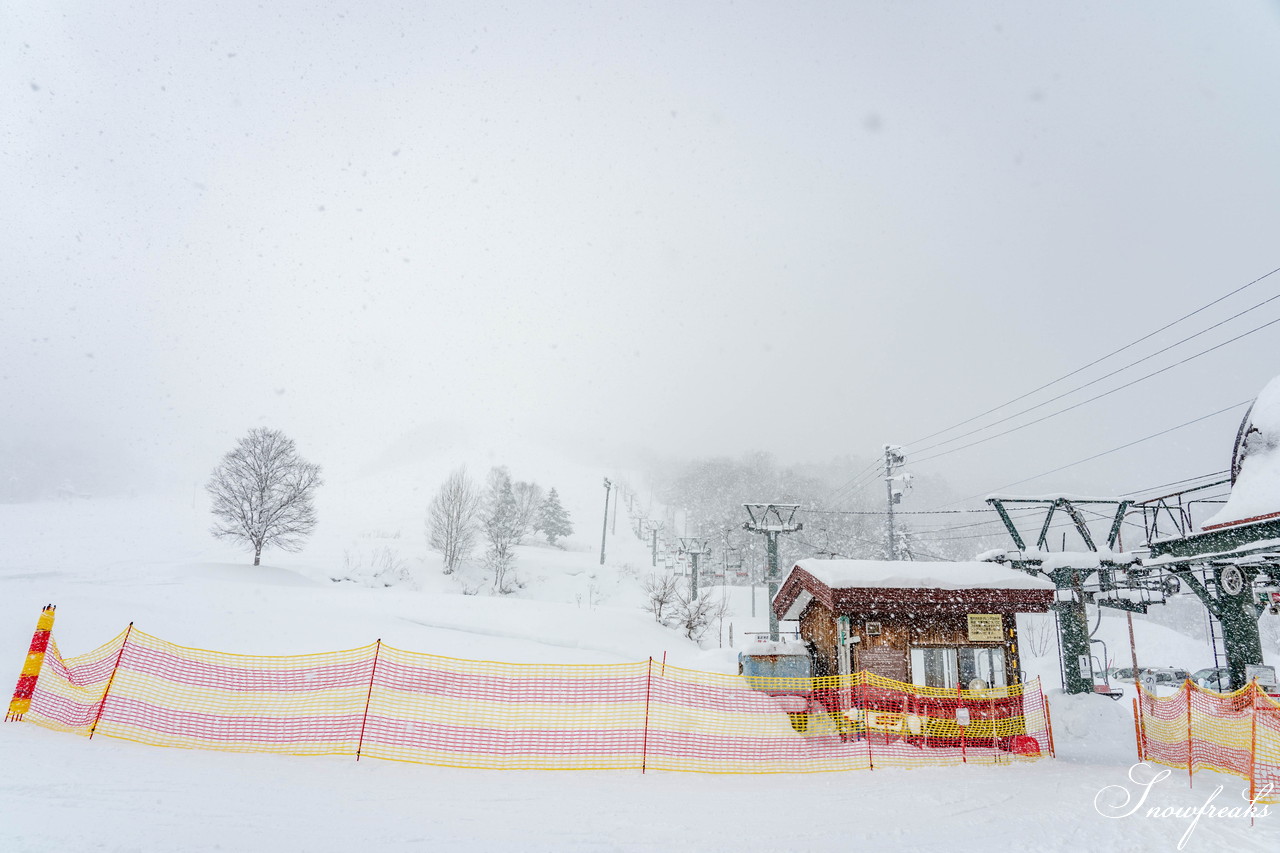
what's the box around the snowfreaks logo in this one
[1093,763,1272,849]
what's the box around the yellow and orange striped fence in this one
[1135,680,1280,803]
[9,612,1052,774]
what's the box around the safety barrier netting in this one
[1135,680,1280,803]
[9,618,1052,773]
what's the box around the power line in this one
[909,315,1280,468]
[798,507,995,517]
[906,295,1280,458]
[913,509,1044,536]
[901,264,1280,450]
[824,458,888,507]
[1118,469,1230,498]
[931,399,1250,509]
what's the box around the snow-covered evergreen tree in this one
[482,467,523,593]
[537,487,573,546]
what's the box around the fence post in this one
[865,676,874,771]
[1132,698,1144,761]
[1044,693,1056,759]
[1185,679,1194,788]
[641,657,652,774]
[6,604,56,723]
[1135,685,1148,761]
[355,639,381,761]
[89,622,133,740]
[1250,678,1259,805]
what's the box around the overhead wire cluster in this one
[814,265,1280,550]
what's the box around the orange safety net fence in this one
[14,624,1052,773]
[1136,680,1280,803]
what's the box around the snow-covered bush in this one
[333,545,412,588]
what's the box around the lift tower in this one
[743,504,803,641]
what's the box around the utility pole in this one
[611,484,619,536]
[884,445,907,560]
[743,504,803,641]
[599,478,612,565]
[678,537,711,601]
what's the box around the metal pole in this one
[600,479,611,565]
[690,551,699,601]
[89,622,133,739]
[611,485,618,536]
[885,446,897,561]
[651,528,658,567]
[767,532,780,640]
[1127,611,1140,687]
[751,559,757,618]
[355,639,381,761]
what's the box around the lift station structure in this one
[981,377,1280,694]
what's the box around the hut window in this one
[958,647,1006,689]
[910,647,957,688]
[911,646,1007,689]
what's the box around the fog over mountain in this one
[4,2,1279,509]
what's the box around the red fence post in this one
[89,622,133,740]
[1185,680,1194,788]
[641,657,652,774]
[355,640,381,761]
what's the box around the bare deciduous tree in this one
[671,589,730,642]
[428,467,481,574]
[336,546,411,587]
[1019,613,1055,658]
[643,573,680,623]
[206,428,322,566]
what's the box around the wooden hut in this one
[773,559,1056,689]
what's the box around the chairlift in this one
[1089,639,1124,700]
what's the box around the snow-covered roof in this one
[790,558,1056,591]
[1204,374,1280,529]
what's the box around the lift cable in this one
[899,264,1280,451]
[921,399,1251,511]
[905,300,1280,459]
[908,317,1280,468]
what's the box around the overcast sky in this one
[4,1,1280,507]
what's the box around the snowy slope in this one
[2,486,1279,851]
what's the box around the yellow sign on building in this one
[967,614,1003,642]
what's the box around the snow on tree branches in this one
[428,467,481,574]
[206,428,322,566]
[537,487,573,547]
[482,467,523,594]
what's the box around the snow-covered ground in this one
[2,483,1278,851]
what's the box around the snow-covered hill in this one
[2,461,1278,851]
